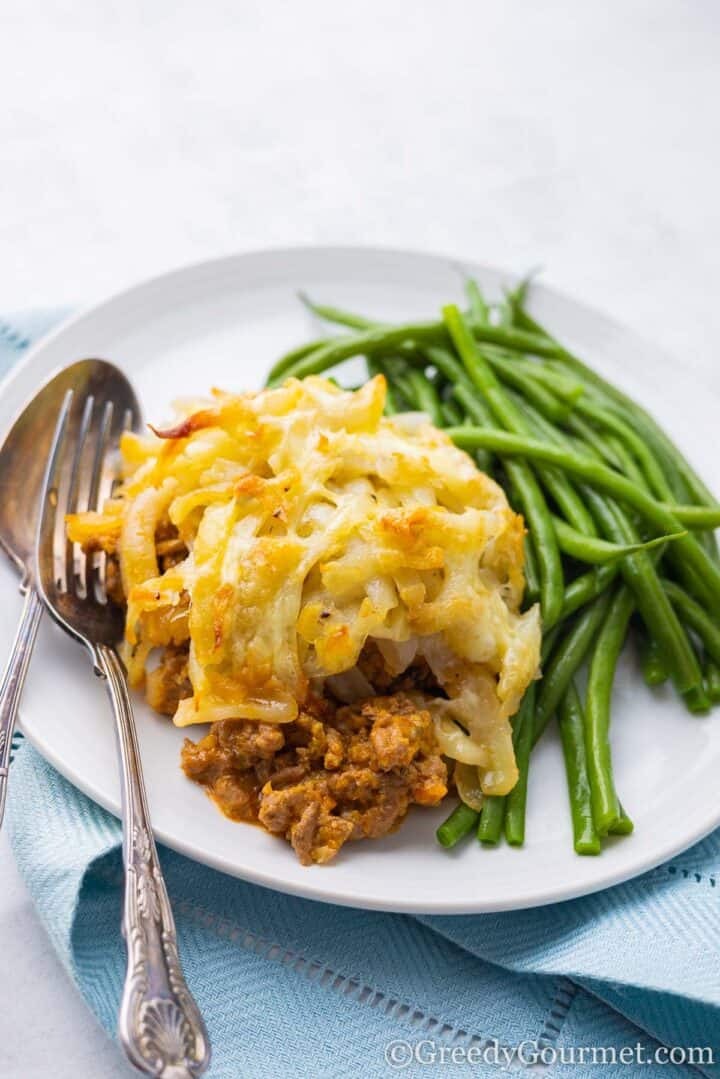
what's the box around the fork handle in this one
[0,585,43,829]
[93,643,210,1079]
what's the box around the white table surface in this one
[1,1,719,1074]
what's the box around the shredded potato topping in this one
[67,375,540,795]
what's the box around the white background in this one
[1,1,718,1075]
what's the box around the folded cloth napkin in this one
[4,314,720,1079]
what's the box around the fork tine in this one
[64,394,95,518]
[86,400,114,512]
[37,389,75,595]
[65,394,96,597]
[84,401,115,603]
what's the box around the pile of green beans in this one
[265,277,720,857]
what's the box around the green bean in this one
[511,401,664,630]
[508,395,599,537]
[542,474,602,539]
[455,398,717,634]
[666,506,720,528]
[266,336,334,385]
[553,516,686,564]
[513,407,639,650]
[277,313,448,431]
[571,395,673,501]
[266,322,441,385]
[616,413,690,504]
[441,398,463,427]
[684,686,712,714]
[562,412,624,472]
[419,353,498,465]
[477,795,506,845]
[542,391,641,486]
[696,529,720,564]
[523,533,541,607]
[268,313,571,387]
[608,805,634,835]
[541,624,562,664]
[484,352,571,423]
[561,564,619,621]
[504,273,534,312]
[584,492,703,696]
[508,298,719,546]
[451,382,496,474]
[297,293,373,331]
[705,661,720,703]
[427,347,550,485]
[640,637,670,687]
[311,301,453,418]
[443,304,540,433]
[558,684,602,855]
[445,427,720,606]
[504,685,537,846]
[661,579,720,667]
[388,369,417,409]
[505,358,585,404]
[452,381,498,429]
[534,591,614,744]
[445,304,584,471]
[425,345,474,393]
[494,297,513,327]
[443,306,565,625]
[402,369,444,426]
[436,802,480,848]
[601,431,647,487]
[465,278,488,323]
[512,388,581,448]
[585,586,634,834]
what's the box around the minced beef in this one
[181,694,447,865]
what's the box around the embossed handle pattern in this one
[94,644,210,1079]
[0,585,43,829]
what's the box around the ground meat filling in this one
[146,645,192,716]
[181,694,448,865]
[356,641,444,697]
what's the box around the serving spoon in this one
[0,359,133,827]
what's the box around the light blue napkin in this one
[3,314,719,1078]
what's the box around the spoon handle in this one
[0,585,43,828]
[93,642,210,1079]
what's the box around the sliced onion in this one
[326,667,376,703]
[432,715,489,766]
[375,637,418,676]
[419,634,459,685]
[454,762,485,811]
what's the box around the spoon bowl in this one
[0,359,132,576]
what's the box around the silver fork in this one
[35,385,210,1079]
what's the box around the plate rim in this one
[5,243,720,914]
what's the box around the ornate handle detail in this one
[94,644,210,1079]
[0,585,43,828]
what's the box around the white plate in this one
[2,246,719,914]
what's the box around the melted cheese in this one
[67,375,541,795]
